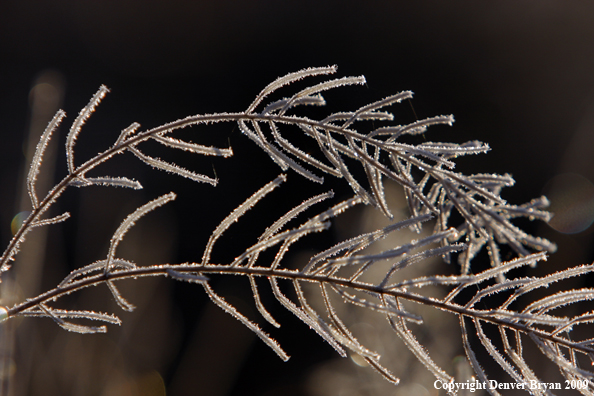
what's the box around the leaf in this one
[106,192,176,272]
[28,109,66,209]
[66,85,109,174]
[129,146,218,185]
[152,135,233,157]
[201,174,286,265]
[38,303,109,334]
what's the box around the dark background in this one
[1,2,594,396]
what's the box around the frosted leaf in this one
[278,76,366,116]
[106,192,176,271]
[84,176,143,190]
[28,109,66,209]
[523,288,594,315]
[309,219,439,276]
[340,91,413,129]
[512,264,594,301]
[249,276,281,328]
[267,276,347,357]
[201,175,286,265]
[39,303,108,334]
[107,281,136,312]
[381,244,466,288]
[202,281,289,361]
[22,308,121,325]
[266,121,329,182]
[129,147,218,185]
[31,212,71,228]
[152,135,233,157]
[322,111,393,125]
[331,285,423,323]
[247,65,338,113]
[386,297,453,386]
[237,120,290,171]
[461,318,503,396]
[327,228,457,267]
[66,85,109,174]
[261,94,326,115]
[114,122,141,146]
[59,259,136,287]
[260,191,334,242]
[231,222,329,267]
[474,319,524,383]
[166,269,208,283]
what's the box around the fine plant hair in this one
[1,65,593,395]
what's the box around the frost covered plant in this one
[1,66,593,394]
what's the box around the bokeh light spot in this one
[11,211,31,236]
[544,173,594,234]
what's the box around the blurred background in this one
[1,1,594,395]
